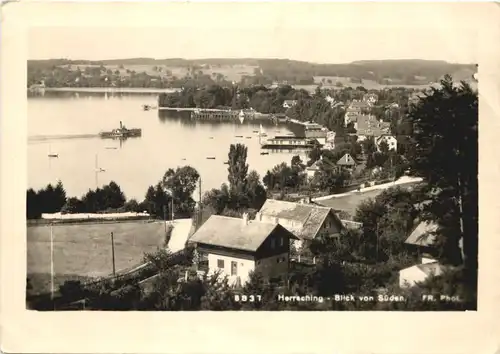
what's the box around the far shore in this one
[33,87,182,94]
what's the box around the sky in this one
[26,2,482,64]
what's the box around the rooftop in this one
[356,115,391,136]
[189,215,294,252]
[258,199,342,240]
[405,221,439,247]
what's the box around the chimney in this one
[242,212,249,225]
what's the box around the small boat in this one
[143,105,151,111]
[48,144,58,158]
[245,136,252,139]
[223,161,229,165]
[105,147,117,150]
[260,152,269,155]
[253,130,259,133]
[235,135,243,138]
[182,158,186,161]
[209,137,214,139]
[206,157,216,160]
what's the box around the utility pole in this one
[198,176,202,229]
[110,232,116,277]
[50,223,54,301]
[163,204,167,234]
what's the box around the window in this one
[231,261,238,276]
[217,259,224,269]
[280,237,284,246]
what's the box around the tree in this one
[406,75,478,296]
[61,197,84,214]
[245,170,267,210]
[227,144,249,190]
[162,166,200,218]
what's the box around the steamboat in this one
[99,121,142,139]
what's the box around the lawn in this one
[316,189,384,216]
[27,220,168,287]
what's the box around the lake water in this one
[28,91,302,202]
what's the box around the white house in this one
[283,100,298,109]
[362,93,379,106]
[375,135,398,152]
[188,214,298,285]
[399,262,450,289]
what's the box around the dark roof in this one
[405,221,438,247]
[189,215,297,252]
[257,199,343,240]
[306,158,337,171]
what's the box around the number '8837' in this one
[234,294,262,302]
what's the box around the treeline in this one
[26,166,201,220]
[27,64,234,89]
[28,58,475,86]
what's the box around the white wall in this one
[399,266,427,289]
[207,253,255,285]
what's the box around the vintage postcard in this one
[1,1,499,353]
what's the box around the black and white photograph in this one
[18,3,480,313]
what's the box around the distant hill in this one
[28,58,476,86]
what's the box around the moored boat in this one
[260,136,319,150]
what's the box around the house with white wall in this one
[399,220,453,289]
[283,100,298,109]
[188,214,298,286]
[256,199,344,253]
[375,135,398,152]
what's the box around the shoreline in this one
[34,87,182,94]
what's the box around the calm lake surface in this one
[28,91,301,201]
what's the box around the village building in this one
[188,214,298,285]
[305,156,340,179]
[336,153,357,169]
[283,100,298,109]
[256,199,345,251]
[398,220,453,289]
[362,93,379,106]
[355,115,391,141]
[375,135,398,152]
[344,100,371,126]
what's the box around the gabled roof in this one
[189,215,297,252]
[258,199,343,240]
[405,221,438,247]
[336,153,357,166]
[306,158,337,171]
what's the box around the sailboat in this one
[48,144,58,158]
[259,124,267,137]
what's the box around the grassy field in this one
[27,221,168,289]
[64,64,258,83]
[316,189,383,216]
